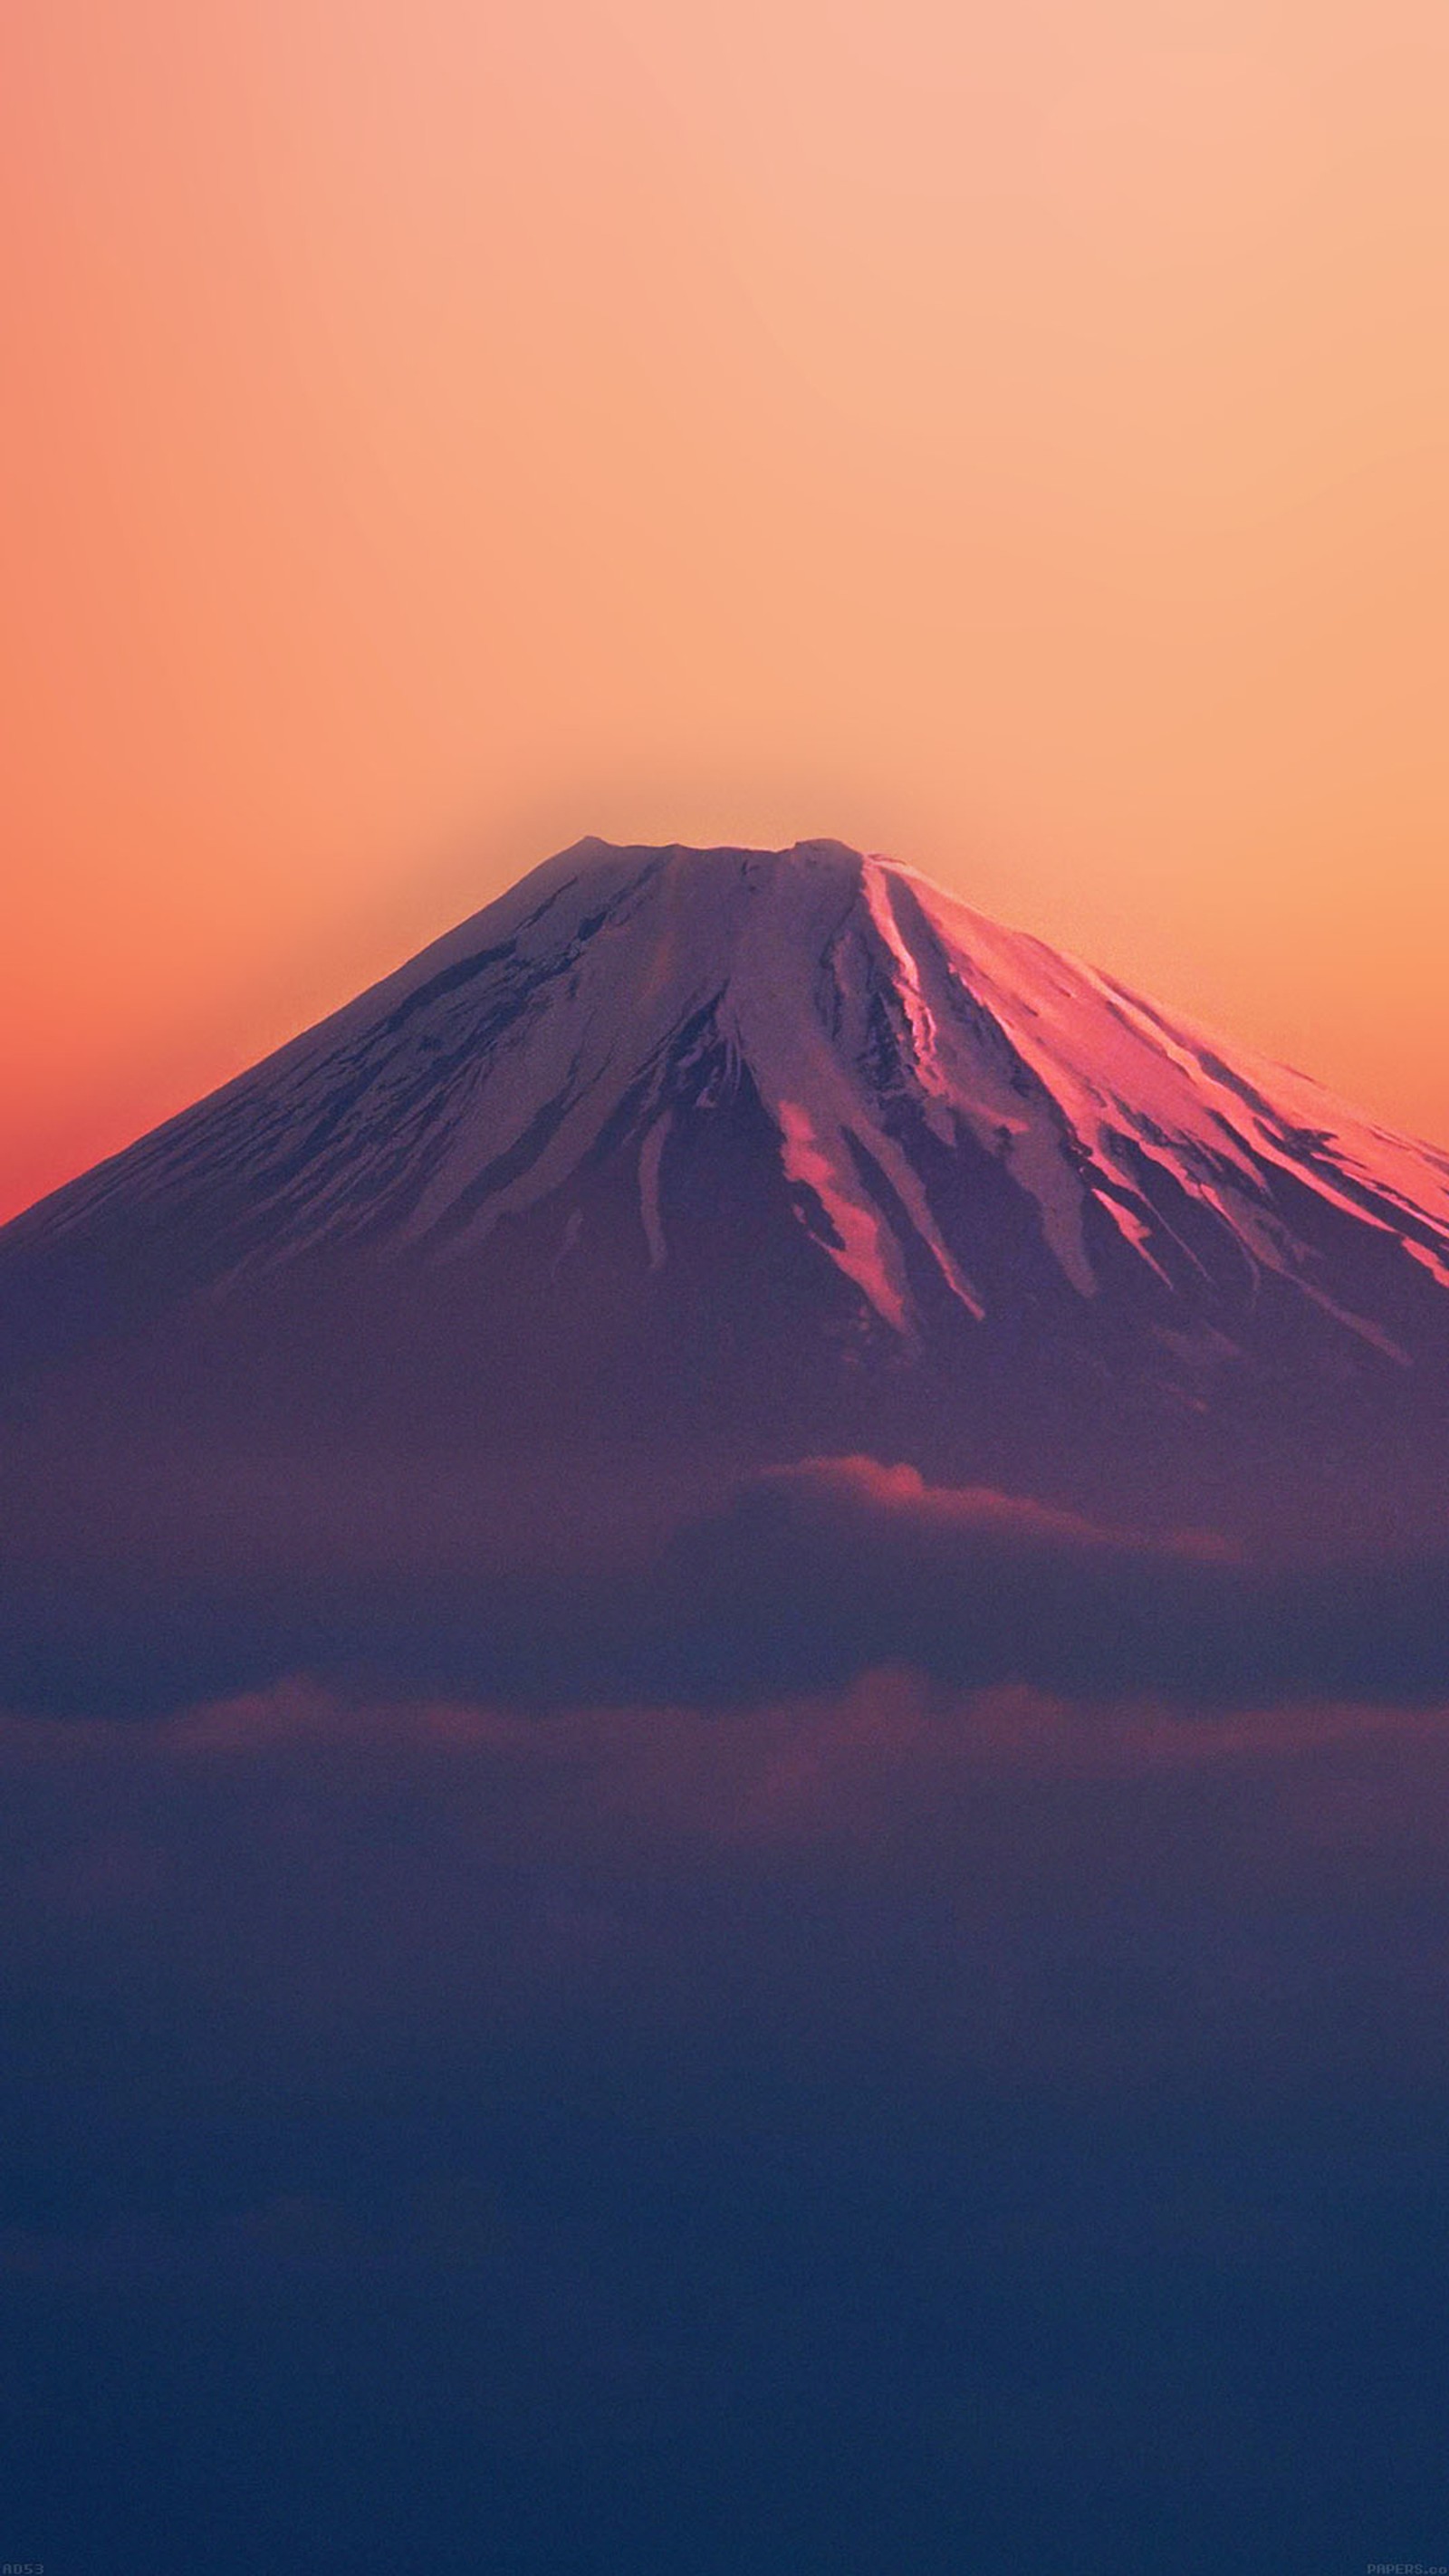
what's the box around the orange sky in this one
[3,0,1448,1221]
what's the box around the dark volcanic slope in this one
[5,837,1449,1554]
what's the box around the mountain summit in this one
[6,837,1449,1548]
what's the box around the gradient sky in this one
[4,0,1448,1221]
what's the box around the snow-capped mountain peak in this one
[19,836,1449,1359]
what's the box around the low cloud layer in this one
[5,1674,1449,2098]
[7,1451,1449,1719]
[8,1441,1449,2568]
[5,1674,1449,2574]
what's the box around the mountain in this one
[5,837,1449,1573]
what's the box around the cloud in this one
[4,1451,1449,1718]
[5,1673,1449,2571]
[605,1455,1449,1712]
[4,1675,1449,2095]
